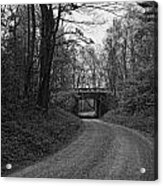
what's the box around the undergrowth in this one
[102,109,156,140]
[1,107,84,176]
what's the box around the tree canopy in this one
[1,2,157,120]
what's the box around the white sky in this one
[64,7,109,46]
[64,2,132,46]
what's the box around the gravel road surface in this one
[9,119,155,180]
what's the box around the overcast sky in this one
[64,2,134,46]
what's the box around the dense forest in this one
[1,2,157,176]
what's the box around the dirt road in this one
[9,119,155,180]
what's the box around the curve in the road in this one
[9,119,155,180]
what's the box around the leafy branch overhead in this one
[1,2,157,113]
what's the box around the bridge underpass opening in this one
[73,89,117,118]
[78,98,97,118]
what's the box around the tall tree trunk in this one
[130,38,135,78]
[72,66,76,89]
[13,12,18,100]
[109,47,117,96]
[24,5,36,98]
[24,5,31,96]
[37,4,61,109]
[30,5,36,94]
[123,37,127,81]
[92,59,96,88]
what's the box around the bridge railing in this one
[74,88,109,93]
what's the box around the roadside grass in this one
[102,109,155,140]
[1,107,84,176]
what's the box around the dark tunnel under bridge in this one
[73,88,116,118]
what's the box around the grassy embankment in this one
[1,107,84,176]
[102,109,155,140]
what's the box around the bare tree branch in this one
[56,31,78,40]
[56,36,94,47]
[78,3,126,18]
[61,18,105,25]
